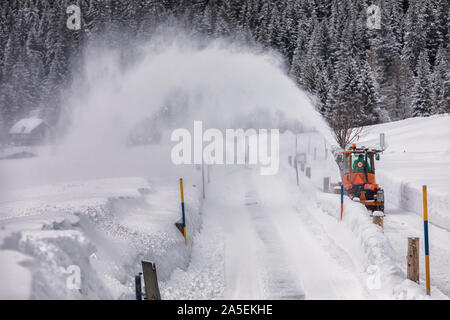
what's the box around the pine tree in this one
[357,59,383,124]
[432,46,450,114]
[382,55,414,120]
[425,0,445,65]
[196,3,215,36]
[402,0,427,72]
[214,3,231,38]
[411,51,433,117]
[372,0,403,70]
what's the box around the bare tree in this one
[328,96,366,150]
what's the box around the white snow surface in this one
[357,114,450,297]
[0,145,204,299]
[1,123,449,299]
[1,37,448,299]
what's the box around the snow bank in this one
[316,192,447,299]
[358,114,450,230]
[378,173,450,229]
[0,173,203,299]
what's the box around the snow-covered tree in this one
[411,51,433,117]
[0,0,448,129]
[431,46,450,114]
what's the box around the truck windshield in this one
[351,153,374,173]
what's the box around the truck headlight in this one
[376,190,384,202]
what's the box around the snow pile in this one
[317,193,402,290]
[316,192,446,299]
[0,172,203,299]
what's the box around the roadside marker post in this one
[340,184,344,221]
[135,273,143,300]
[380,133,385,151]
[180,178,187,246]
[305,167,311,179]
[407,237,420,283]
[423,185,431,295]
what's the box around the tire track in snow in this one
[245,190,305,299]
[251,171,370,299]
[163,165,374,299]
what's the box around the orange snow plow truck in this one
[338,144,384,212]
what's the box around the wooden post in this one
[407,237,420,284]
[372,211,384,229]
[135,273,143,300]
[295,161,299,186]
[142,261,161,300]
[306,167,311,179]
[323,177,330,193]
[423,185,431,295]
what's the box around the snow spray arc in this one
[171,121,280,175]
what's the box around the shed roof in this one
[9,118,45,134]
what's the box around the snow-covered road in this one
[162,163,397,299]
[2,119,449,299]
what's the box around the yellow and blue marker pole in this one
[180,178,187,246]
[340,184,344,221]
[423,185,431,295]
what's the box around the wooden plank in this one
[407,237,420,283]
[142,261,161,300]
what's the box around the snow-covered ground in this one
[163,131,447,300]
[1,122,449,299]
[358,114,450,297]
[0,145,204,299]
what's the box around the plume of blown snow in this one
[59,34,330,160]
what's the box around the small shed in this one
[9,117,49,146]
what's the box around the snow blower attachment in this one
[338,144,384,212]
